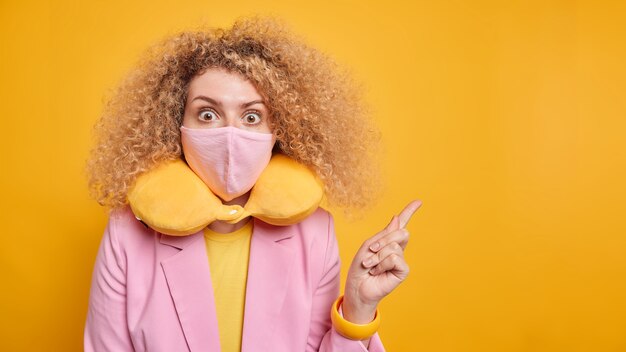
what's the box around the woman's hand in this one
[342,199,423,325]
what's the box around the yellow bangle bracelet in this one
[330,295,380,340]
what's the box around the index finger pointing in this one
[398,199,422,229]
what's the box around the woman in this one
[84,15,421,352]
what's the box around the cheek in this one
[243,125,272,134]
[260,117,274,133]
[259,123,272,134]
[181,110,194,127]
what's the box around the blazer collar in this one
[159,217,297,351]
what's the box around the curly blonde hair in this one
[86,14,383,213]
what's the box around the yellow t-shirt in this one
[203,219,253,352]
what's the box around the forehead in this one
[187,68,263,101]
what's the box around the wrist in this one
[342,294,378,324]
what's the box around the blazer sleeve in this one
[306,211,386,352]
[84,212,135,352]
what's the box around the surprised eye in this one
[243,111,261,125]
[199,110,218,122]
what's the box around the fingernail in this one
[369,268,376,275]
[363,257,374,267]
[369,242,380,251]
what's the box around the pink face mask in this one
[180,125,276,202]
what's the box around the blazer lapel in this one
[160,231,221,352]
[241,218,297,351]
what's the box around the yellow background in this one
[1,0,625,351]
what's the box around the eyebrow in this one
[191,95,265,108]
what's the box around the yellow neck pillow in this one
[127,153,325,236]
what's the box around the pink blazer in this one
[84,205,386,352]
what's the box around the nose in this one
[224,119,235,127]
[222,110,240,128]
